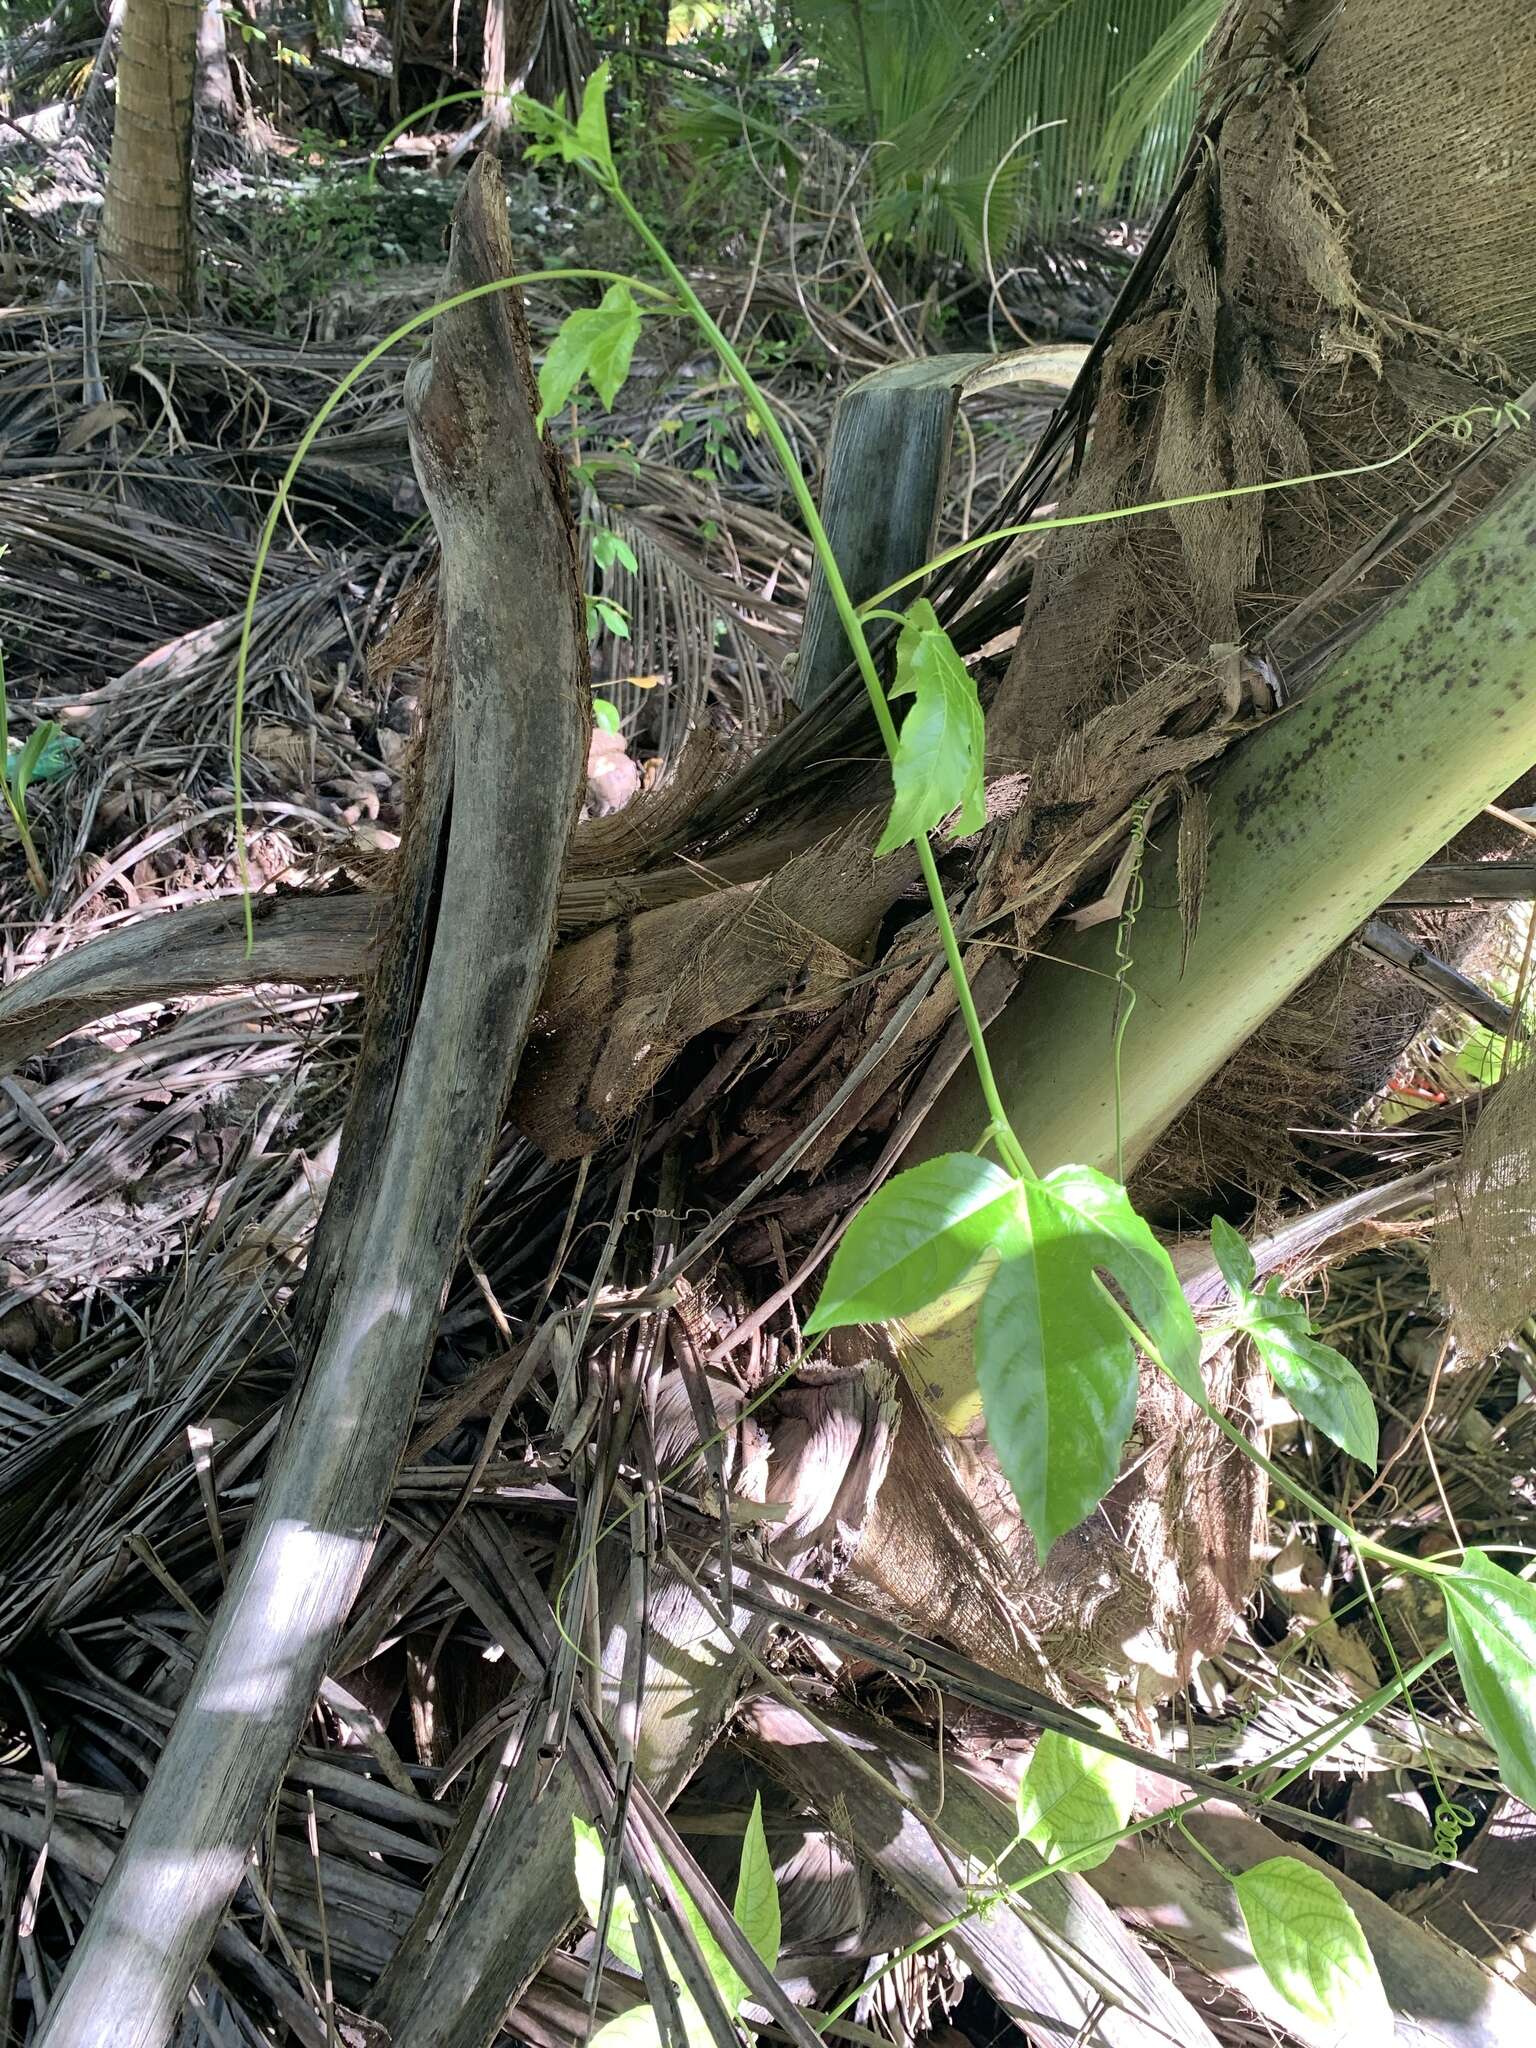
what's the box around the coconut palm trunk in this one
[483,0,556,134]
[98,0,201,309]
[194,0,235,126]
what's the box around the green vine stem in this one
[603,182,1033,1179]
[854,402,1529,617]
[229,267,681,949]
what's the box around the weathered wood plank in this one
[36,154,588,2048]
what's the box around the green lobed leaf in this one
[592,696,623,734]
[976,1189,1138,1559]
[1444,1549,1536,1808]
[1014,1725,1136,1871]
[873,600,987,857]
[803,1155,1019,1336]
[975,1163,1202,1558]
[1233,1857,1389,2028]
[539,284,643,422]
[1246,1316,1378,1466]
[733,1792,781,1974]
[1047,1165,1204,1400]
[1209,1214,1255,1297]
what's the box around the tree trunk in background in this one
[99,0,200,309]
[194,0,236,125]
[483,0,551,136]
[483,0,509,135]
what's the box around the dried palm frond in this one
[0,991,354,1302]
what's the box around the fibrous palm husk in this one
[967,0,1536,1207]
[1432,1054,1536,1362]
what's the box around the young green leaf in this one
[803,1155,1020,1336]
[1215,1237,1380,1466]
[572,1816,643,1973]
[873,601,986,857]
[514,65,614,177]
[574,61,615,174]
[592,696,623,734]
[539,284,643,421]
[592,527,639,576]
[512,93,580,169]
[1233,1857,1389,2028]
[10,720,63,807]
[1014,1726,1136,1871]
[733,1792,781,1974]
[1209,1214,1256,1297]
[975,1163,1202,1557]
[590,596,633,640]
[1246,1316,1378,1466]
[1444,1548,1536,1808]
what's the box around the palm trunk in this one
[35,159,589,2048]
[194,0,235,125]
[99,0,200,309]
[896,0,1536,1429]
[484,0,550,132]
[483,0,509,133]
